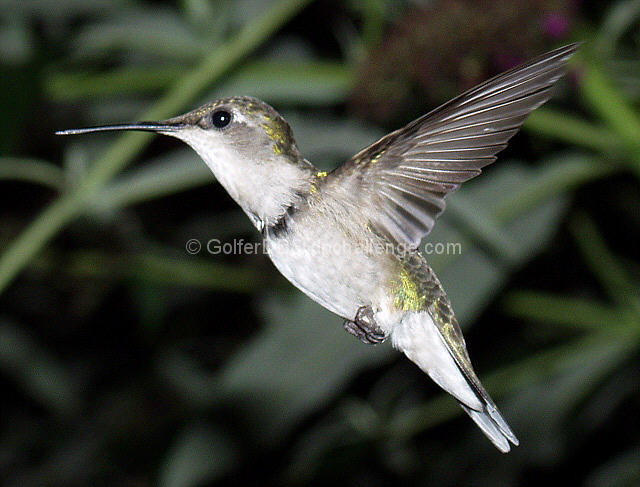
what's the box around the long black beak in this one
[56,121,185,136]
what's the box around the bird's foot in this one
[343,305,387,344]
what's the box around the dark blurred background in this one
[1,0,639,485]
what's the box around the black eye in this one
[211,109,232,129]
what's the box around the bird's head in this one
[58,96,315,228]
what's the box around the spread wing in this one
[328,43,579,248]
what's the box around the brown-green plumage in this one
[393,249,498,410]
[386,248,471,376]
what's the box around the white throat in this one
[172,127,312,229]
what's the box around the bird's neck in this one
[194,143,315,230]
[235,162,315,232]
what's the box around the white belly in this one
[265,221,384,321]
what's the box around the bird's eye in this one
[211,109,232,129]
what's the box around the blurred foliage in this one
[350,0,582,122]
[0,0,639,486]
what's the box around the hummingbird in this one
[58,43,578,452]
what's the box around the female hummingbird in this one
[58,43,578,452]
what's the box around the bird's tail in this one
[390,311,518,452]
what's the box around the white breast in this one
[265,215,383,321]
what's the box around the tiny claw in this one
[343,305,387,344]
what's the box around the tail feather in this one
[460,399,519,453]
[485,402,519,446]
[460,404,512,453]
[457,365,519,451]
[390,311,518,452]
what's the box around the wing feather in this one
[328,43,579,247]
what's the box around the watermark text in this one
[185,238,462,257]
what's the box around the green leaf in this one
[608,59,640,100]
[156,294,394,442]
[580,58,640,173]
[445,194,521,265]
[282,113,384,166]
[70,10,206,62]
[45,66,186,101]
[595,0,640,57]
[34,249,265,292]
[570,213,640,310]
[0,157,64,190]
[96,149,213,209]
[524,108,619,154]
[0,321,81,416]
[46,60,353,102]
[214,295,395,442]
[494,154,618,222]
[586,445,640,487]
[0,0,124,20]
[211,61,355,105]
[504,291,625,330]
[0,19,35,65]
[159,424,238,487]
